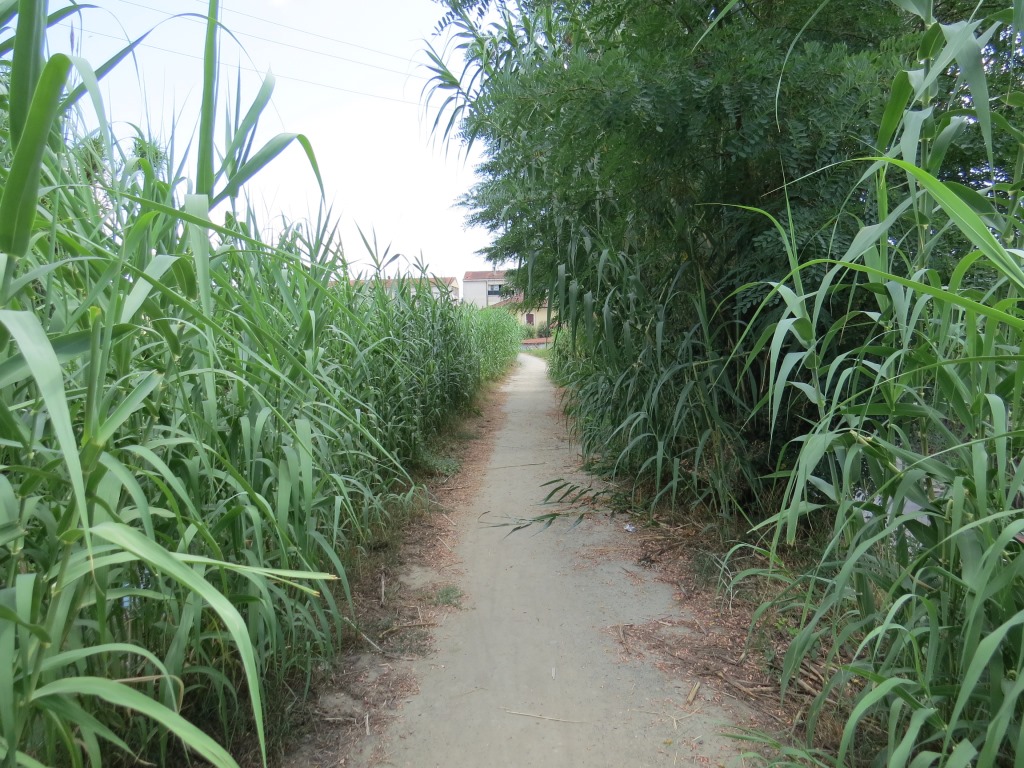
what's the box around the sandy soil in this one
[284,355,768,767]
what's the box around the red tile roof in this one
[493,293,550,311]
[491,292,524,307]
[463,270,507,281]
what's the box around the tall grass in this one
[547,257,773,519]
[734,4,1024,764]
[0,3,517,766]
[473,307,525,381]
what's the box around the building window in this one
[526,313,535,325]
[487,283,502,296]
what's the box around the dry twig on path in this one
[686,681,701,705]
[501,709,587,724]
[617,623,633,653]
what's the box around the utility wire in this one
[178,0,418,63]
[61,24,424,107]
[107,0,429,81]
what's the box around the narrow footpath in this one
[376,355,754,767]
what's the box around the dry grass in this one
[610,520,856,755]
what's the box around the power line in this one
[61,24,423,107]
[107,0,429,81]
[179,0,418,64]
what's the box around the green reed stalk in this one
[0,4,514,767]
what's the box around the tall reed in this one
[737,4,1024,764]
[0,3,516,766]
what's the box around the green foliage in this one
[737,7,1024,764]
[0,3,508,767]
[429,0,1024,763]
[427,0,911,519]
[471,307,524,381]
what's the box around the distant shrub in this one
[471,307,524,381]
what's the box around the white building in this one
[463,270,507,308]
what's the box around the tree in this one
[427,0,912,516]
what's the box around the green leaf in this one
[0,311,87,527]
[0,53,72,256]
[0,603,50,645]
[0,739,50,768]
[223,70,276,174]
[32,678,239,768]
[197,0,220,197]
[882,158,1024,293]
[213,133,323,206]
[0,325,133,389]
[62,31,149,113]
[120,254,180,323]
[94,370,162,445]
[8,0,47,148]
[944,21,996,173]
[88,522,265,765]
[878,70,912,150]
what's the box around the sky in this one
[47,0,496,288]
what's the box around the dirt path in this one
[372,355,756,767]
